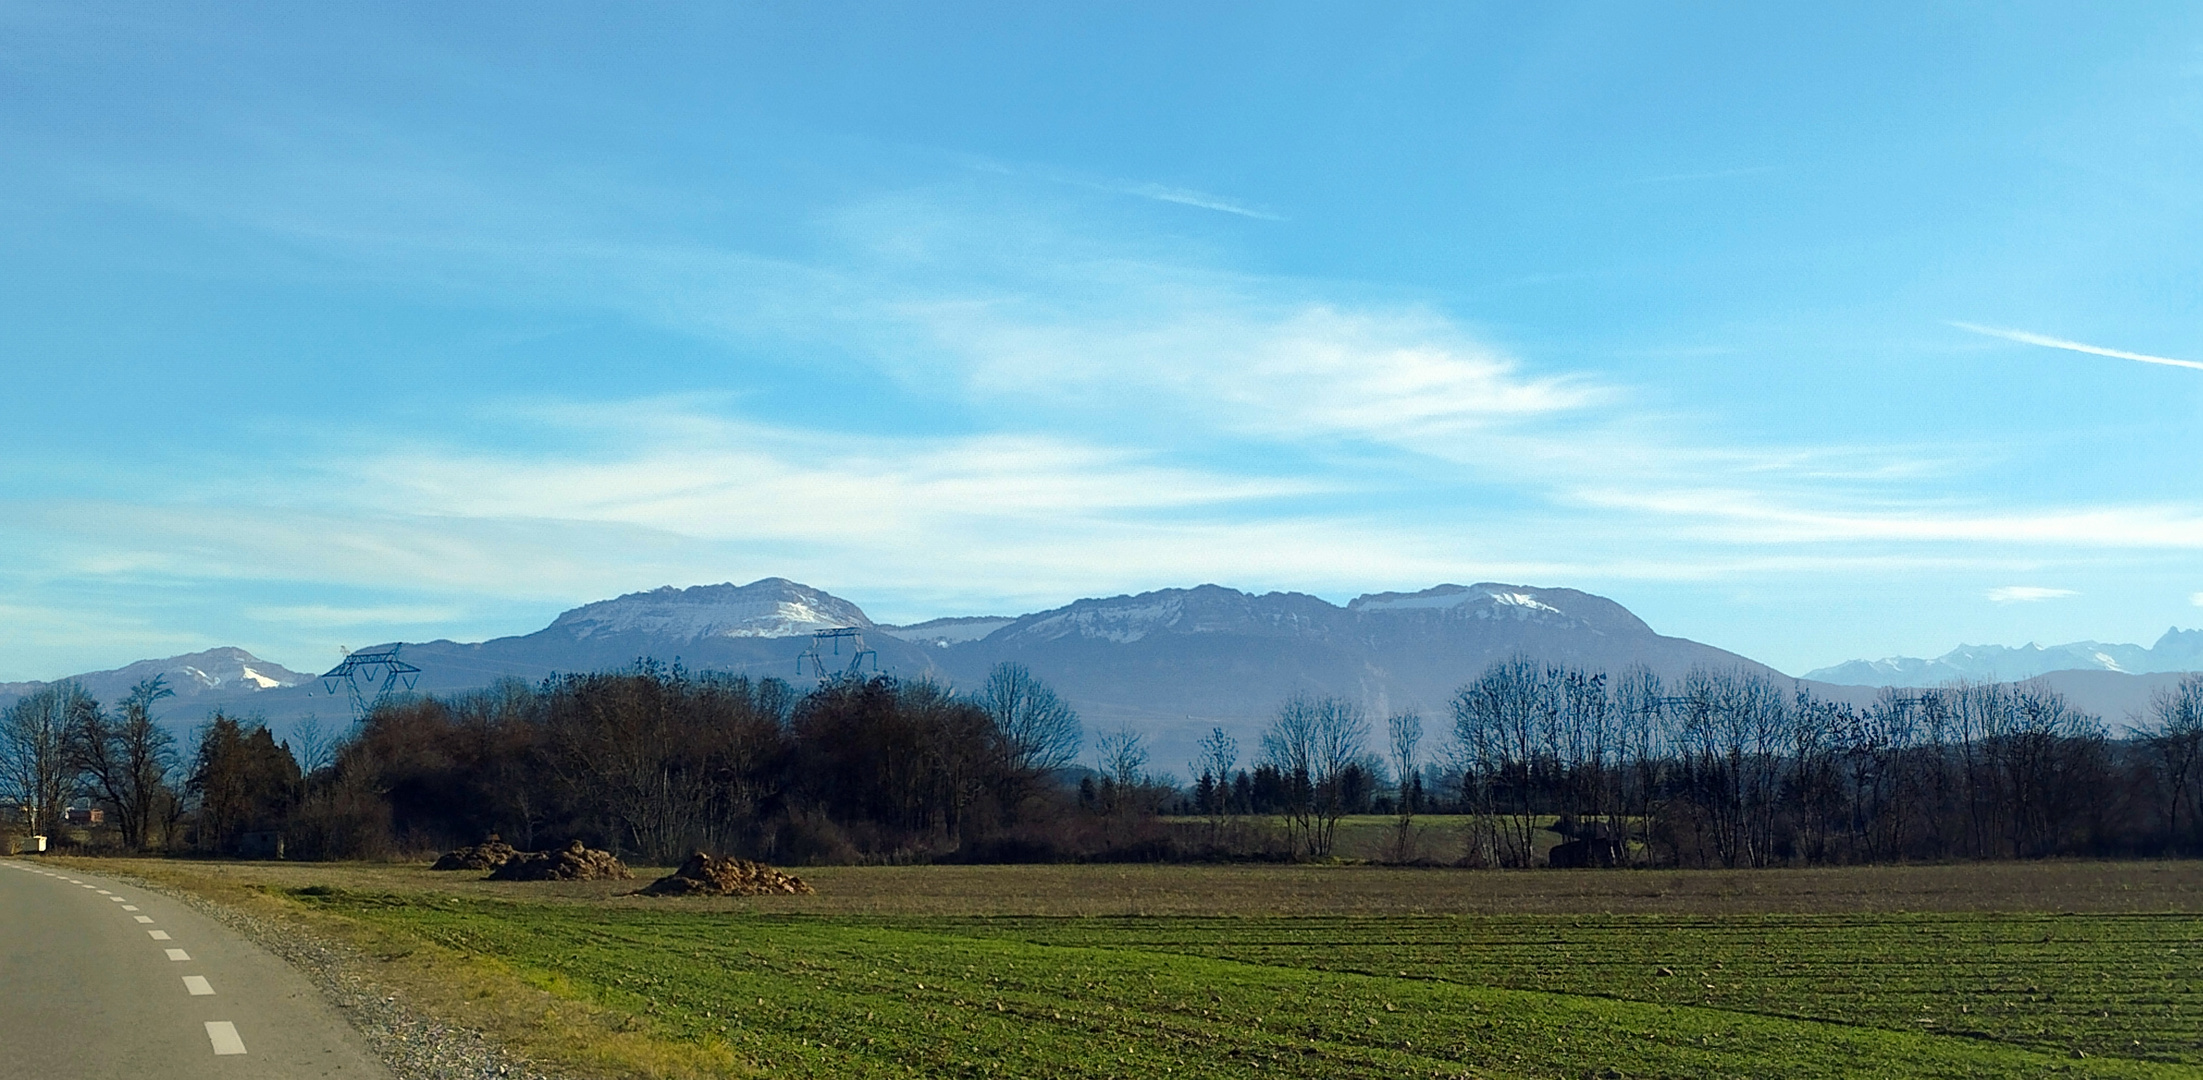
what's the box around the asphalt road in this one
[0,857,389,1080]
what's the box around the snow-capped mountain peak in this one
[1348,583,1576,623]
[547,579,875,641]
[986,585,1348,646]
[0,647,310,706]
[1009,594,1190,644]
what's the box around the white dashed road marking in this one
[204,1021,247,1055]
[165,948,191,961]
[148,930,171,940]
[121,905,138,911]
[108,896,126,902]
[95,889,110,894]
[133,915,154,923]
[182,975,215,996]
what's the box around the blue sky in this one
[4,2,2202,681]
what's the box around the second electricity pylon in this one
[798,627,878,683]
[319,645,422,722]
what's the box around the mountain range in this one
[6,578,2198,771]
[1805,629,2203,685]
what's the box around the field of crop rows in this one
[302,890,2201,1079]
[976,912,2203,1066]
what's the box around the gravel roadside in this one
[78,866,556,1080]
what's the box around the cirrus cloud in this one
[1987,586,2078,603]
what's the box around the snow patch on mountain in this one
[238,665,285,689]
[548,579,874,641]
[985,585,1345,646]
[1349,585,1485,611]
[1348,583,1578,624]
[1017,597,1187,643]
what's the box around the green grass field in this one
[287,886,2203,1079]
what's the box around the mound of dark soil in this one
[430,836,520,871]
[638,851,814,896]
[486,840,633,882]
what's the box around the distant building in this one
[63,806,105,825]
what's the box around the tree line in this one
[8,655,2200,867]
[1,677,303,854]
[1430,660,2199,865]
[2,661,1095,863]
[1176,661,2203,866]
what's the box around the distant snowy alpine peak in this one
[1349,583,1576,623]
[1805,629,2203,685]
[550,579,875,641]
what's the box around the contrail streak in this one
[1952,322,2203,371]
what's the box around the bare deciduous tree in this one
[289,715,339,778]
[1095,726,1148,787]
[1381,709,1424,862]
[72,677,180,851]
[978,662,1082,774]
[1262,694,1368,857]
[1386,709,1423,820]
[1191,725,1238,827]
[1449,657,1546,866]
[3,682,92,838]
[2145,674,2203,853]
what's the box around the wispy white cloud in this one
[1987,585,2077,603]
[907,296,1608,454]
[244,604,468,626]
[2192,592,2203,607]
[0,603,205,651]
[961,156,1283,219]
[1570,483,2203,549]
[48,134,2203,647]
[10,493,1543,616]
[355,422,1319,543]
[1114,182,1281,220]
[1951,322,2203,371]
[0,601,213,683]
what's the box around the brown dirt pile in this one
[430,836,520,871]
[638,851,814,897]
[485,839,633,882]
